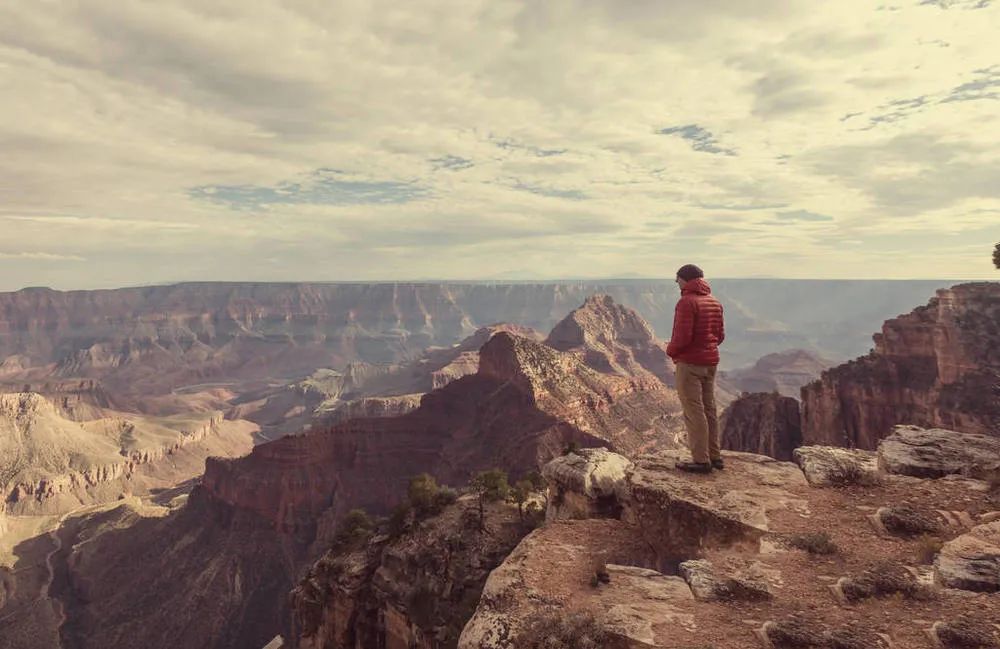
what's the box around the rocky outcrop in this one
[724,349,833,397]
[721,392,802,460]
[201,332,684,540]
[461,437,1000,649]
[545,295,673,385]
[292,497,531,649]
[801,282,1000,449]
[543,448,633,520]
[877,425,1000,481]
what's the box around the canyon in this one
[2,279,997,649]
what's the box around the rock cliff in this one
[801,283,1000,449]
[721,392,802,461]
[292,496,531,649]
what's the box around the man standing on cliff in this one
[666,264,725,473]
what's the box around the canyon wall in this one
[0,281,951,394]
[801,282,1000,449]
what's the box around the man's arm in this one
[718,303,725,345]
[666,298,695,358]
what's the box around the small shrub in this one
[788,531,838,555]
[767,614,825,648]
[827,626,889,649]
[387,502,413,538]
[841,561,932,602]
[915,533,944,564]
[331,508,374,552]
[519,609,615,649]
[408,473,456,518]
[881,505,940,537]
[937,614,1000,648]
[825,461,879,487]
[471,469,510,528]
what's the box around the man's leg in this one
[703,365,721,462]
[676,362,710,464]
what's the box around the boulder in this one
[542,448,633,520]
[793,446,881,487]
[878,426,1000,481]
[934,521,1000,592]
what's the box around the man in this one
[666,264,725,473]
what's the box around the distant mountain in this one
[723,349,834,397]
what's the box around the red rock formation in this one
[546,294,674,386]
[721,392,802,461]
[801,283,1000,449]
[202,332,684,540]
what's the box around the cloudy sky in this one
[1,0,998,289]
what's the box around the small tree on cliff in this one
[331,508,374,552]
[470,469,510,529]
[994,241,1000,269]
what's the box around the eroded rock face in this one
[935,521,1000,592]
[878,425,1000,481]
[292,497,530,649]
[721,392,802,461]
[801,283,1000,450]
[0,392,251,515]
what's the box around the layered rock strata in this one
[801,283,1000,449]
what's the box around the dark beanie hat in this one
[676,264,704,281]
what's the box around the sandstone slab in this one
[626,450,808,564]
[793,445,881,487]
[934,521,1000,592]
[878,425,1000,481]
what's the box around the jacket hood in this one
[681,277,712,296]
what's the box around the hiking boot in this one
[675,460,712,474]
[711,458,725,470]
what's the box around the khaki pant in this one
[675,362,721,464]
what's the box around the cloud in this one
[431,155,474,171]
[0,0,998,289]
[189,169,430,209]
[775,210,835,222]
[657,125,735,156]
[0,251,85,261]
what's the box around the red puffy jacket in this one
[665,278,725,366]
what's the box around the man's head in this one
[675,263,704,288]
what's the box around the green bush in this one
[331,508,374,552]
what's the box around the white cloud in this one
[0,0,998,290]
